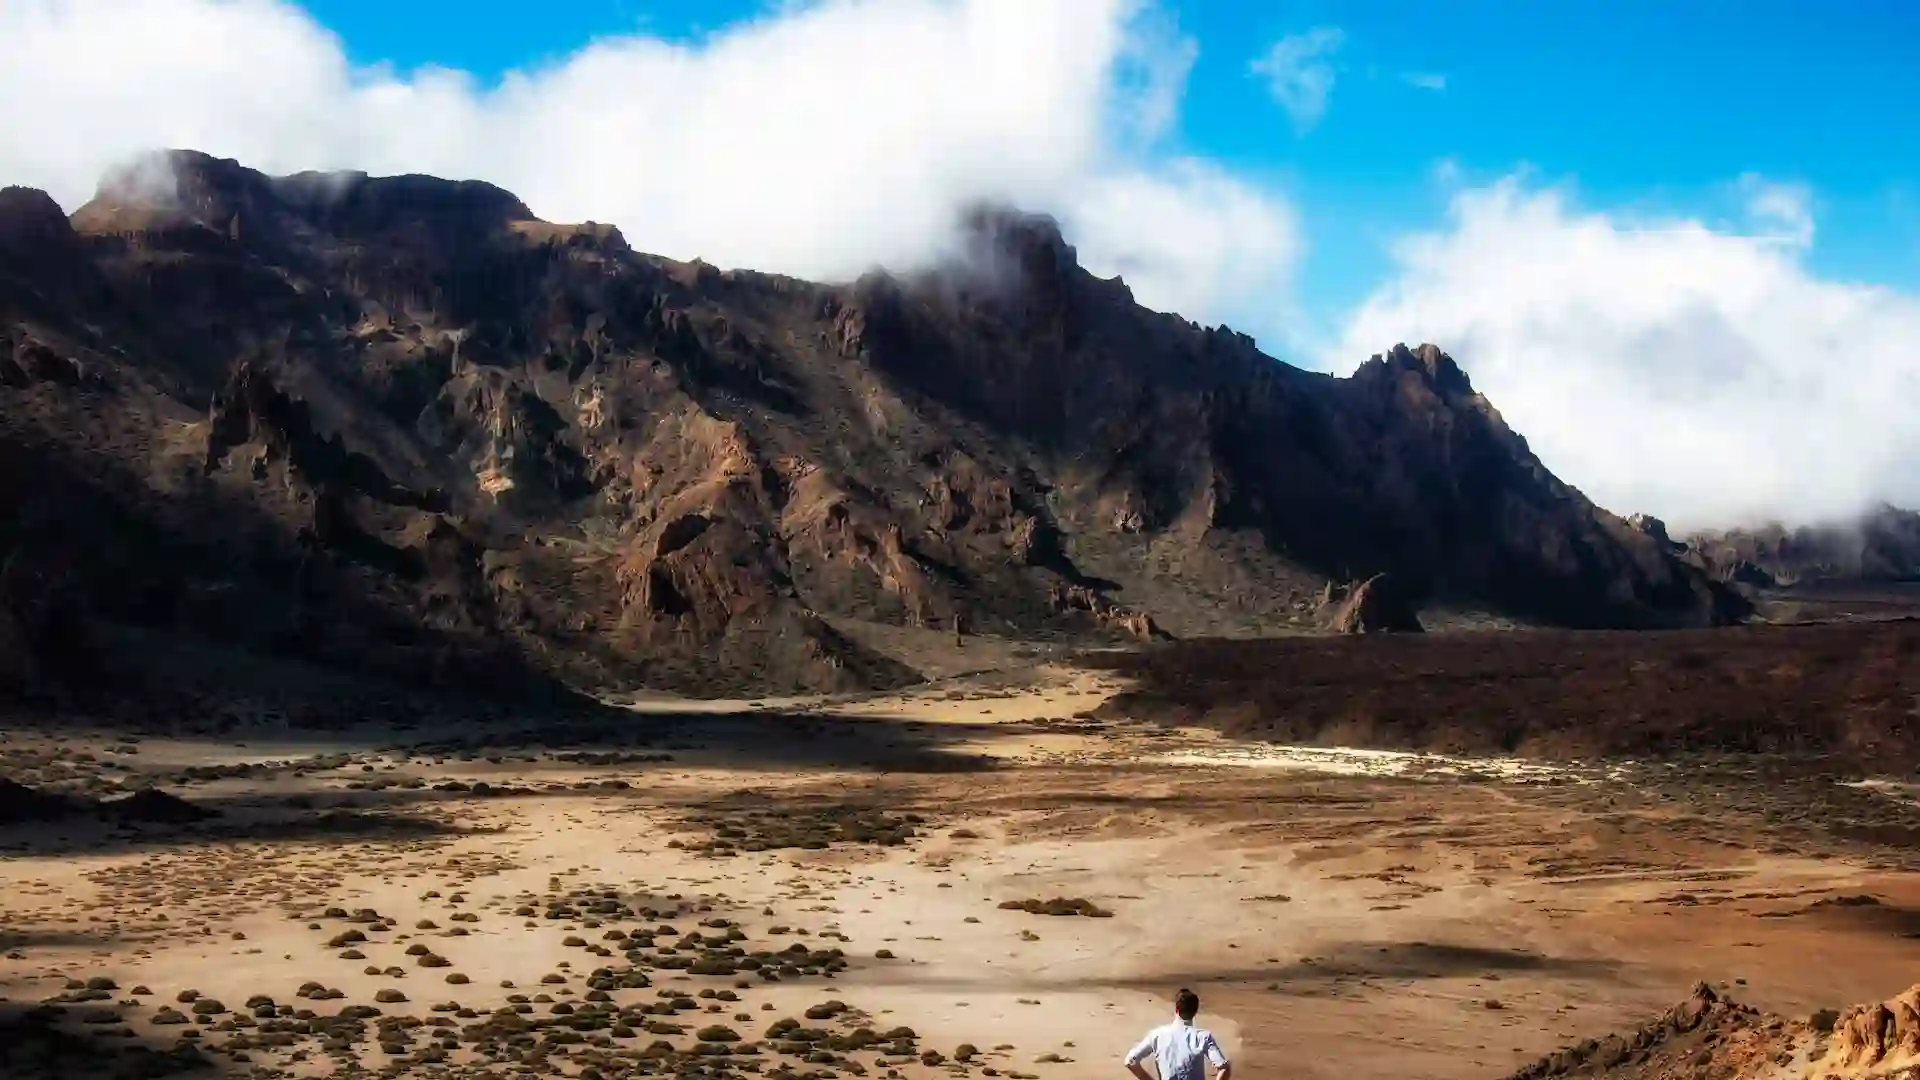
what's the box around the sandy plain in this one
[5,652,1920,1080]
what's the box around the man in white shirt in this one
[1124,989,1232,1080]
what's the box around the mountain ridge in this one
[0,149,1743,698]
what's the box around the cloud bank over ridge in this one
[3,0,1917,529]
[0,0,1301,340]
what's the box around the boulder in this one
[1320,574,1423,634]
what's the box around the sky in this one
[1,0,1918,529]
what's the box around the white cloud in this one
[1249,26,1344,133]
[1737,173,1814,249]
[1068,158,1300,327]
[1400,71,1447,91]
[0,0,1299,338]
[1329,177,1920,529]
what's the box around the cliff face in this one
[0,151,1740,697]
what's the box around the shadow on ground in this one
[1087,622,1920,772]
[0,796,479,859]
[1096,942,1622,992]
[0,999,224,1080]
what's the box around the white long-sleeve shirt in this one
[1125,1019,1229,1080]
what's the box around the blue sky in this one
[4,0,1918,524]
[297,0,1920,328]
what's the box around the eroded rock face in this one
[1830,986,1920,1070]
[0,154,1743,697]
[1319,574,1423,634]
[1047,583,1164,642]
[1509,980,1920,1080]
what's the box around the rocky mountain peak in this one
[953,203,1078,281]
[1363,341,1478,399]
[0,186,75,252]
[0,152,1748,698]
[69,149,277,237]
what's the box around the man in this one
[1124,989,1231,1080]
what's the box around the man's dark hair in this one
[1175,989,1200,1021]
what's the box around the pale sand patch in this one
[1153,742,1629,784]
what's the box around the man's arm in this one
[1123,1031,1157,1080]
[1206,1035,1231,1080]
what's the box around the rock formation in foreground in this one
[0,152,1742,697]
[1506,980,1920,1080]
[1317,573,1424,634]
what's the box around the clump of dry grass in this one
[996,897,1114,918]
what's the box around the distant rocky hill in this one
[0,151,1742,697]
[1680,504,1920,587]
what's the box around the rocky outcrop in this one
[1505,983,1767,1080]
[417,362,592,506]
[1627,513,1682,551]
[1047,583,1164,641]
[0,152,1744,697]
[1508,980,1920,1080]
[1829,985,1920,1071]
[1318,574,1423,634]
[205,361,444,511]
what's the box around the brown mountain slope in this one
[0,151,1741,697]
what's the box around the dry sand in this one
[5,661,1920,1079]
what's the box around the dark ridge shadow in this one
[837,943,1618,999]
[1279,941,1620,980]
[0,706,1011,855]
[383,708,1008,775]
[0,799,478,859]
[3,698,1006,777]
[1106,942,1621,991]
[0,930,104,950]
[1767,897,1920,938]
[0,999,225,1080]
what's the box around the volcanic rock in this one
[0,152,1743,697]
[102,788,216,824]
[1508,980,1920,1080]
[1319,574,1423,634]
